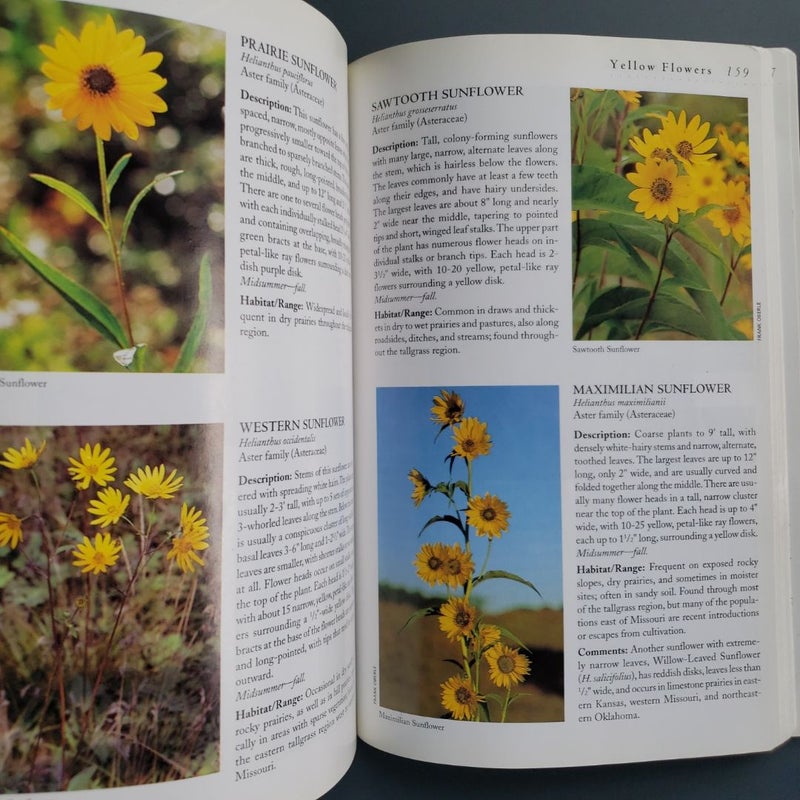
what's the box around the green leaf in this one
[400,606,438,632]
[572,165,639,216]
[418,514,465,538]
[121,170,183,248]
[0,226,129,348]
[107,153,133,193]
[472,569,541,597]
[577,286,713,340]
[174,253,211,373]
[30,173,103,225]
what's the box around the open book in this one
[1,0,799,796]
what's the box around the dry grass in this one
[379,599,564,723]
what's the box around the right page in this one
[350,34,797,768]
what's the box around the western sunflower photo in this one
[0,423,221,791]
[376,386,564,723]
[0,0,225,372]
[571,89,751,341]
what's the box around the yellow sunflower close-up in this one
[72,531,122,575]
[124,464,184,500]
[408,468,431,506]
[438,597,478,642]
[466,492,510,539]
[87,486,131,527]
[441,543,475,589]
[0,512,23,550]
[440,674,482,721]
[452,417,492,461]
[626,157,691,223]
[485,643,531,690]
[68,443,117,490]
[430,389,465,427]
[167,503,210,573]
[39,14,168,141]
[658,110,717,165]
[414,542,448,586]
[708,179,751,246]
[0,438,46,470]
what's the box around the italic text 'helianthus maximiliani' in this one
[39,15,167,141]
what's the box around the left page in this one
[0,1,354,798]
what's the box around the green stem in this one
[635,223,674,340]
[720,245,741,307]
[96,135,134,347]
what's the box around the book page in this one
[350,34,797,767]
[0,0,354,797]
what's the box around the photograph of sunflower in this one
[0,423,221,791]
[571,89,751,341]
[0,0,225,372]
[377,385,564,723]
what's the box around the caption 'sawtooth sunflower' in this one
[39,15,167,141]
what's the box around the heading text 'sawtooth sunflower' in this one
[39,15,167,141]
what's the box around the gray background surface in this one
[302,0,800,796]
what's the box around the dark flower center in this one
[497,655,515,674]
[445,558,461,576]
[82,65,117,96]
[650,177,673,202]
[481,507,496,522]
[455,610,471,628]
[676,140,694,160]
[455,686,472,704]
[427,556,443,571]
[723,206,742,224]
[462,438,475,452]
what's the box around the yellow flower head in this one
[474,623,502,651]
[408,468,431,507]
[466,493,510,539]
[441,543,475,589]
[87,486,131,527]
[0,438,46,470]
[414,542,448,586]
[707,179,751,246]
[684,159,727,212]
[626,157,691,223]
[72,532,122,575]
[39,15,167,141]
[68,443,116,489]
[440,674,482,721]
[124,464,184,500]
[485,643,531,689]
[716,126,750,169]
[617,90,641,107]
[629,127,673,162]
[167,502,210,573]
[658,110,717,165]
[452,417,492,461]
[438,597,478,642]
[431,389,465,427]
[0,512,23,549]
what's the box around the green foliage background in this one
[0,423,221,790]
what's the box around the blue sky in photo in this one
[376,385,563,612]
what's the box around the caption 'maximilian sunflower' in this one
[39,14,167,141]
